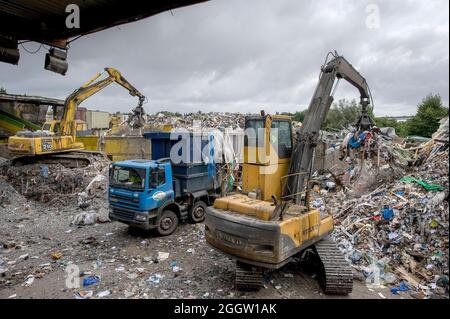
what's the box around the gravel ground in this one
[0,176,403,300]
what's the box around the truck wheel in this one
[157,210,179,236]
[188,201,207,223]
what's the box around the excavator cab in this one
[242,113,293,202]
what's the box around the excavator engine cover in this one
[205,197,334,268]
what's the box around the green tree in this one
[373,117,409,138]
[405,94,449,137]
[0,87,6,94]
[322,99,360,131]
[292,99,365,130]
[374,117,398,128]
[293,110,307,122]
[396,122,409,137]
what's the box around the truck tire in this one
[157,210,179,236]
[188,201,207,223]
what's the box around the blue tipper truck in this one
[108,132,221,236]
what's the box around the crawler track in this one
[12,151,108,168]
[314,238,353,295]
[235,261,263,291]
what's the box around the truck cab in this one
[109,159,218,236]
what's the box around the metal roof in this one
[0,0,208,47]
[0,93,64,106]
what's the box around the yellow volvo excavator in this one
[8,68,146,167]
[205,52,375,294]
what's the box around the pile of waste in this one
[315,118,449,298]
[145,112,248,131]
[2,159,109,203]
[0,178,29,209]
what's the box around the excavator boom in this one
[281,53,374,208]
[61,67,146,138]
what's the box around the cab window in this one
[271,120,293,158]
[158,167,166,186]
[245,119,265,147]
[53,123,61,134]
[111,166,145,190]
[149,167,166,189]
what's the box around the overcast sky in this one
[1,0,448,116]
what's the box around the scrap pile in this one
[315,118,449,298]
[146,112,247,131]
[1,159,109,204]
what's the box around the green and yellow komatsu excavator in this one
[205,52,375,294]
[8,67,146,167]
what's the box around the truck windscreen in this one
[111,166,146,191]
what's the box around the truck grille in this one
[110,194,139,208]
[111,206,136,220]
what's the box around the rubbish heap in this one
[313,118,449,298]
[146,112,248,131]
[1,159,110,204]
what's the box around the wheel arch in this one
[157,201,181,219]
[191,190,210,205]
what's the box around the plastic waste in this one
[391,281,410,295]
[381,206,394,221]
[382,272,397,284]
[40,165,49,178]
[400,177,444,191]
[147,274,163,285]
[83,275,100,287]
[326,181,336,190]
[157,252,170,262]
[97,290,111,298]
[75,290,93,299]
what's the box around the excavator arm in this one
[60,67,146,137]
[278,52,374,213]
[323,54,374,130]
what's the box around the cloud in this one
[1,0,448,117]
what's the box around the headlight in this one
[135,214,147,222]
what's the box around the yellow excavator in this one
[8,68,146,166]
[205,52,375,294]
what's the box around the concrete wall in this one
[102,136,151,162]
